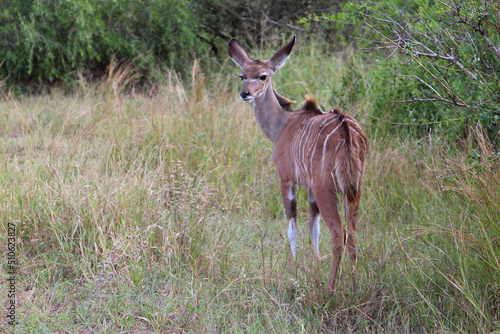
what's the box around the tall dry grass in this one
[1,49,498,332]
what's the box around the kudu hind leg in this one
[314,191,343,292]
[345,196,360,291]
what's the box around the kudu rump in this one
[228,36,367,292]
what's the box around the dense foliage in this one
[1,1,499,332]
[323,0,500,144]
[1,0,498,144]
[0,0,340,85]
[0,0,199,83]
[1,56,498,333]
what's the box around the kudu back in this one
[228,36,367,292]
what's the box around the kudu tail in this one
[333,110,365,204]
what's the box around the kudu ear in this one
[268,36,297,72]
[228,39,251,69]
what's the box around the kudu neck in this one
[253,80,291,144]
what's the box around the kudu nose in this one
[240,91,250,99]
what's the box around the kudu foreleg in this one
[307,189,320,260]
[345,196,360,291]
[308,189,322,285]
[280,182,297,277]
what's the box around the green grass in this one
[1,46,499,333]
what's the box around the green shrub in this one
[326,0,500,145]
[0,0,201,84]
[330,56,367,113]
[0,0,350,87]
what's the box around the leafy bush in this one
[0,0,349,87]
[327,0,500,145]
[0,0,201,84]
[330,56,367,113]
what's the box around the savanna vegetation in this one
[1,0,499,332]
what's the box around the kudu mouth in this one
[240,91,255,103]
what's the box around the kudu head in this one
[228,36,297,103]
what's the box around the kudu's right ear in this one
[268,35,297,72]
[228,39,250,69]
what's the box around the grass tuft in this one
[1,47,499,332]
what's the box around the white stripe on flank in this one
[295,121,309,177]
[292,125,302,180]
[300,117,321,175]
[345,119,367,151]
[321,119,344,176]
[309,114,339,174]
[296,117,316,178]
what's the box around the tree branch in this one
[391,98,466,106]
[368,115,462,126]
[412,50,479,81]
[399,74,444,99]
[261,11,306,31]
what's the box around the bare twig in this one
[363,20,473,110]
[346,1,500,123]
[399,74,444,99]
[391,98,465,106]
[452,19,500,59]
[412,50,479,81]
[481,34,500,59]
[368,115,462,126]
[261,11,306,31]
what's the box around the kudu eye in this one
[238,75,244,81]
[259,75,267,81]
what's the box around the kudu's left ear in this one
[268,35,297,72]
[228,39,251,69]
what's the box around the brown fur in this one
[334,110,365,204]
[229,35,368,292]
[273,104,367,202]
[303,96,324,115]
